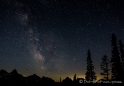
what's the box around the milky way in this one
[0,0,124,81]
[14,1,66,74]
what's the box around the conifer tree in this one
[100,55,110,80]
[73,73,76,82]
[111,33,123,80]
[85,49,96,81]
[119,39,124,70]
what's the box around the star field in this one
[0,0,124,81]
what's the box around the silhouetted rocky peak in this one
[41,76,55,83]
[0,69,8,75]
[32,74,40,78]
[10,69,18,75]
[62,77,72,83]
[27,74,41,80]
[0,69,9,80]
[9,69,24,81]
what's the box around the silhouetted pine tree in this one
[60,77,61,83]
[111,33,123,80]
[73,73,76,82]
[119,39,124,70]
[100,54,110,80]
[85,49,97,81]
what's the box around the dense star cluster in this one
[0,0,124,81]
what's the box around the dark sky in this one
[0,0,124,81]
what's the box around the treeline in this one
[84,33,124,84]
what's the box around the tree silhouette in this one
[119,39,124,70]
[100,54,110,80]
[73,73,76,83]
[85,49,97,81]
[110,33,123,80]
[60,76,61,83]
[73,73,76,81]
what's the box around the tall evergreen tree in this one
[111,33,123,80]
[60,76,61,83]
[73,73,76,82]
[119,39,124,70]
[85,49,96,81]
[100,55,110,80]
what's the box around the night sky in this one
[0,0,124,82]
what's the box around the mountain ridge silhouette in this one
[0,69,123,85]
